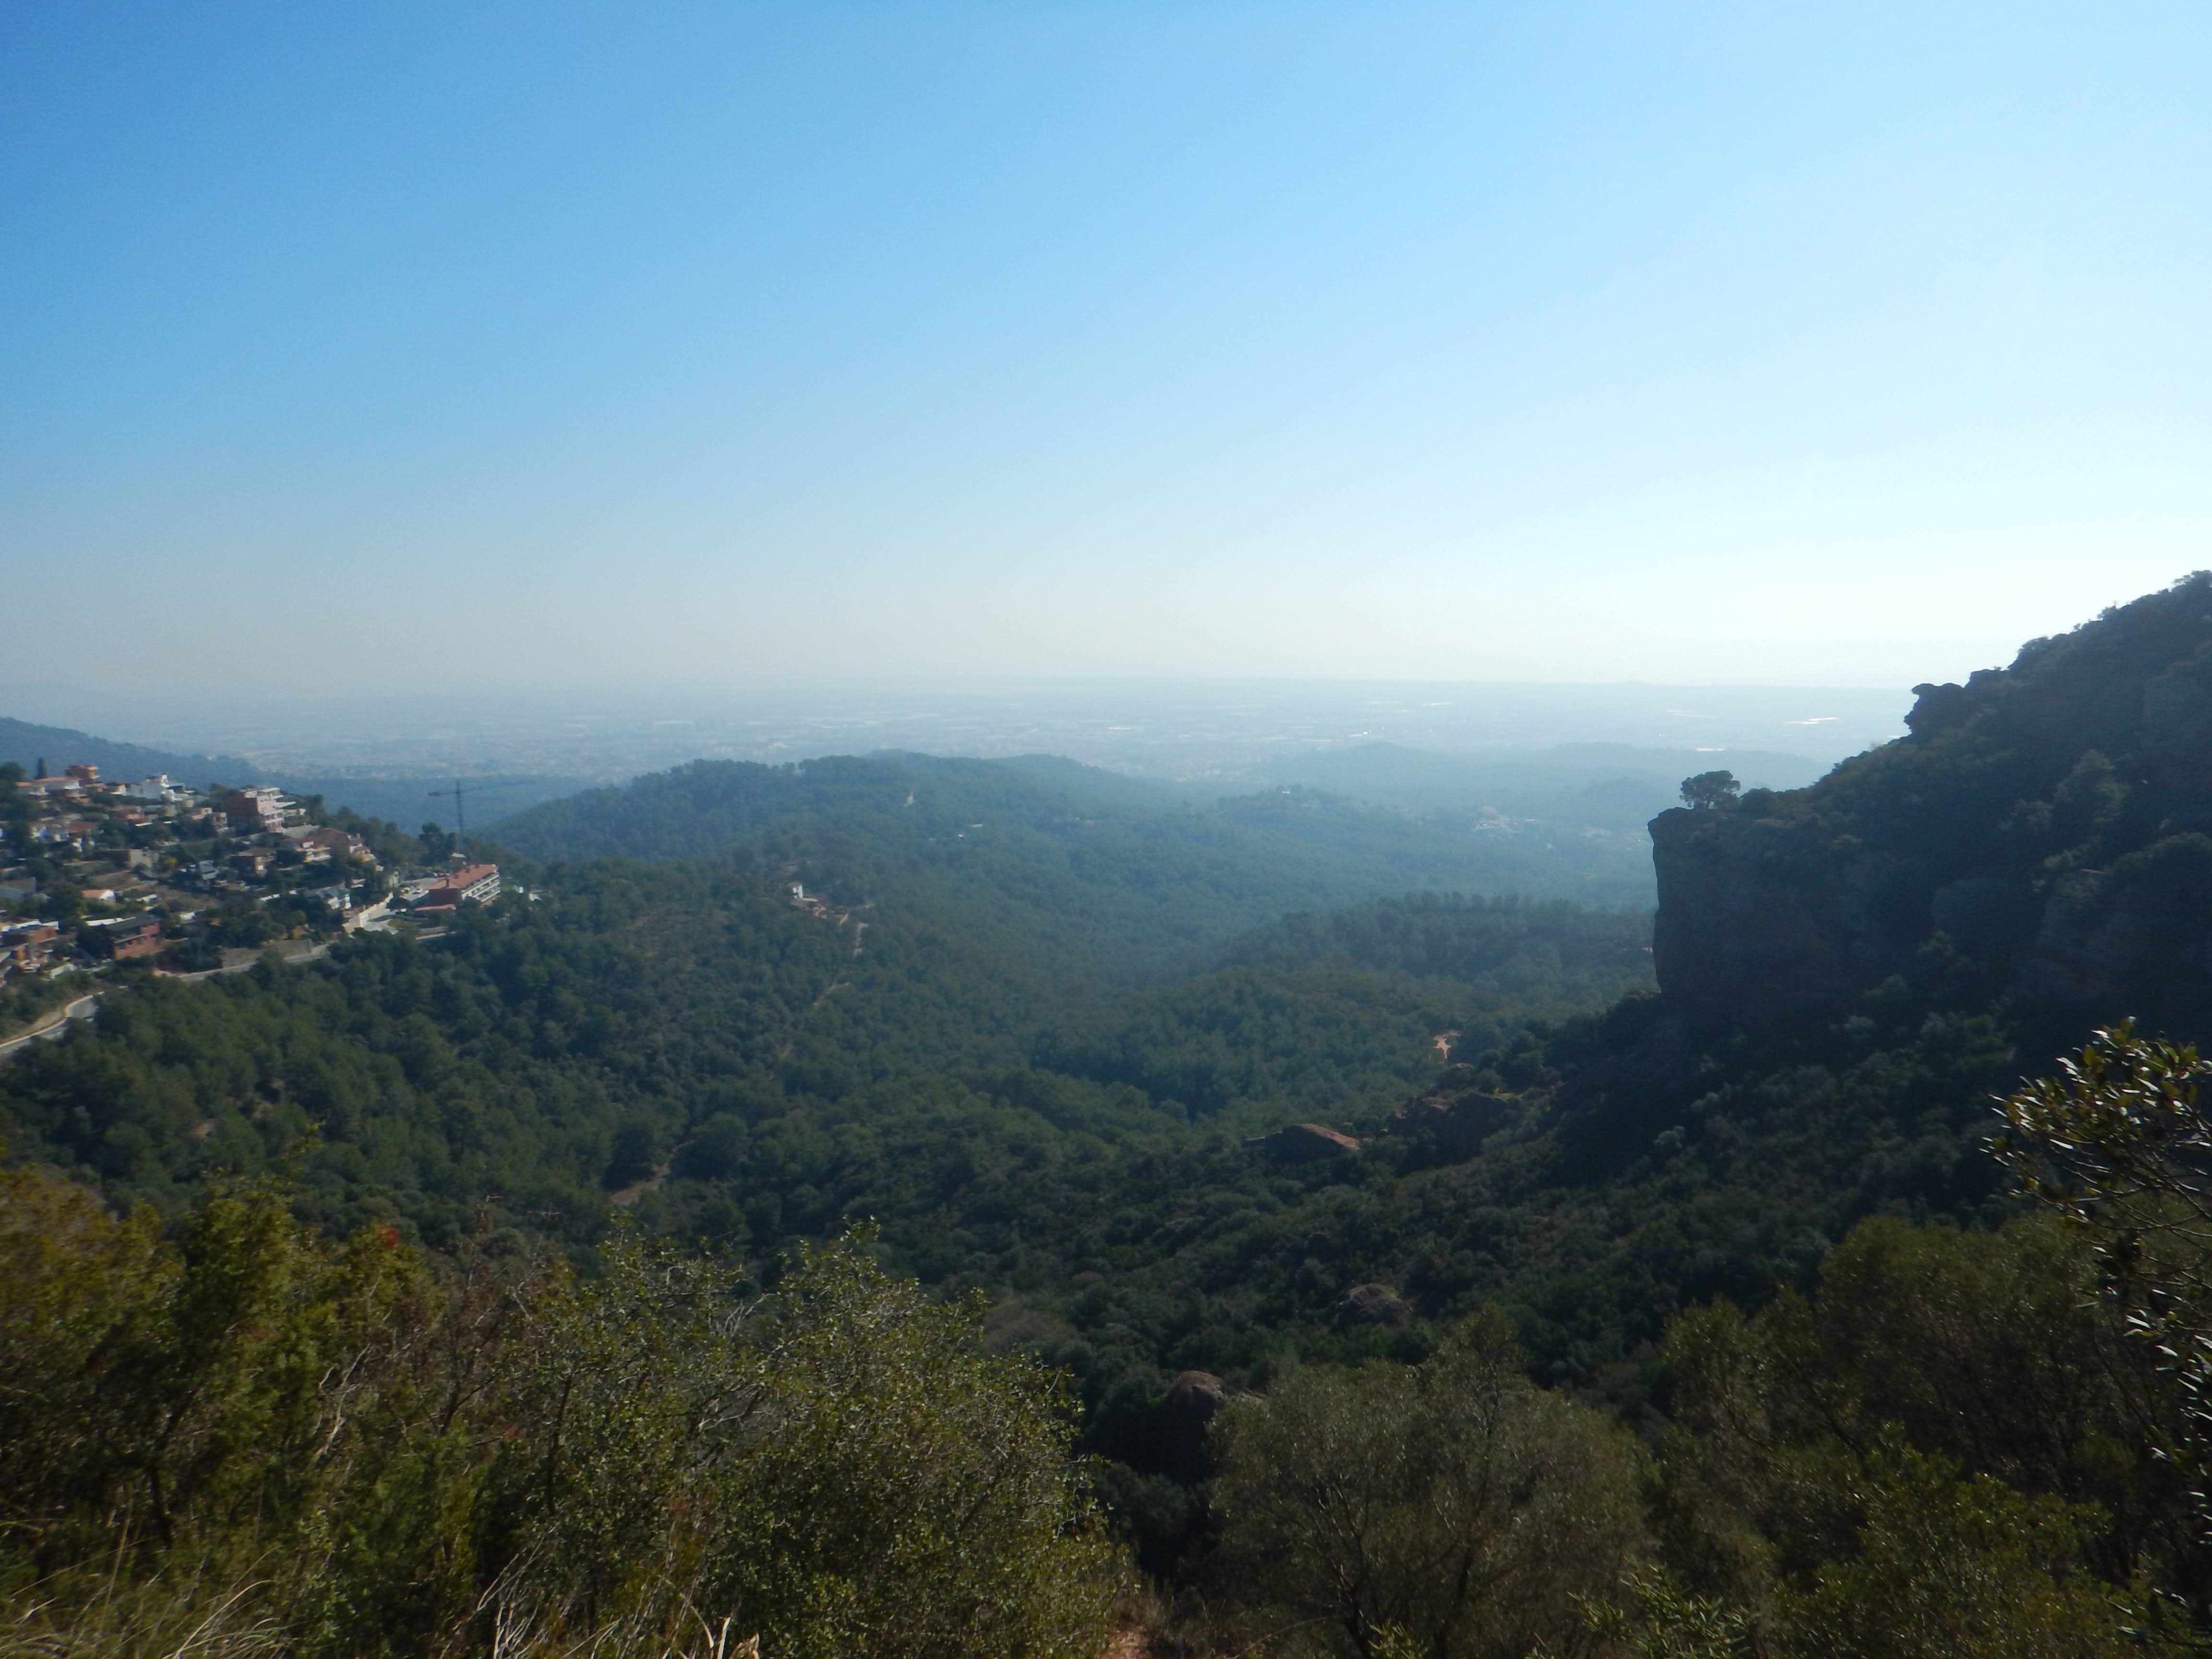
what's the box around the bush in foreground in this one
[0,1168,1118,1659]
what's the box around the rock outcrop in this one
[1648,803,1903,1020]
[1333,1283,1411,1328]
[1382,1067,1523,1162]
[1245,1122,1364,1163]
[1147,1371,1227,1483]
[1647,577,2212,1034]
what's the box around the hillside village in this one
[0,760,500,1026]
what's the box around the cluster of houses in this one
[1,762,504,999]
[0,920,60,981]
[787,880,838,920]
[398,862,503,913]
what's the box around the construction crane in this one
[423,778,535,846]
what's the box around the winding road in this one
[0,991,103,1061]
[0,939,345,1065]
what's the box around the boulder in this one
[1245,1122,1364,1163]
[1334,1284,1411,1329]
[1149,1370,1227,1482]
[1384,1083,1519,1162]
[1161,1369,1226,1420]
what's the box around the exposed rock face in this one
[1148,1371,1227,1483]
[1382,1069,1522,1161]
[1333,1283,1411,1328]
[1245,1122,1364,1163]
[2019,837,2212,1011]
[1646,577,2212,1034]
[1649,805,1903,1021]
[1162,1368,1226,1415]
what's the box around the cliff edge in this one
[1649,575,2212,1033]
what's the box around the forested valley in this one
[15,580,2212,1657]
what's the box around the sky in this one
[5,0,2210,696]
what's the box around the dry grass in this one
[0,1575,776,1659]
[0,1579,283,1659]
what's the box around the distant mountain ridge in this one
[0,716,266,787]
[1,705,1842,848]
[1237,739,1832,834]
[0,715,584,832]
[491,749,1663,937]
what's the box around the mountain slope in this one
[0,714,582,831]
[1652,573,2212,1031]
[17,583,2205,1462]
[0,716,264,786]
[494,751,1658,969]
[854,577,2212,1410]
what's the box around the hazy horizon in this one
[1,675,1908,792]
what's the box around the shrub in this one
[1208,1314,1646,1659]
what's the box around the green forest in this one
[14,579,2212,1656]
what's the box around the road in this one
[0,939,347,1063]
[0,991,103,1061]
[168,939,335,982]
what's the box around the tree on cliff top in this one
[1680,770,1741,811]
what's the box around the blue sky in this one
[5,1,2209,693]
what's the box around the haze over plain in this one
[7,0,2210,708]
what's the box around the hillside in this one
[0,716,265,788]
[0,870,1650,1254]
[494,750,1659,938]
[0,714,579,831]
[20,586,2208,1399]
[1652,575,2212,1034]
[817,579,2212,1418]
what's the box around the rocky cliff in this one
[1650,575,2212,1034]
